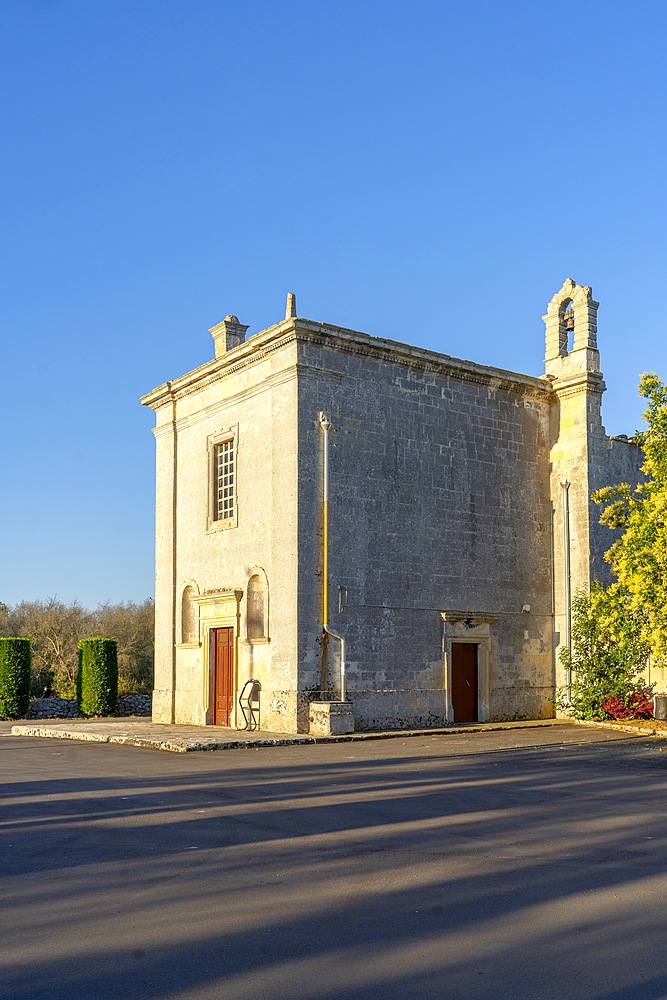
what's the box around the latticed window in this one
[214,439,235,521]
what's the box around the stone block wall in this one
[295,327,555,728]
[589,434,644,586]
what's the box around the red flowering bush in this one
[602,687,654,720]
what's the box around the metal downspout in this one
[170,389,178,724]
[319,412,347,702]
[561,480,572,704]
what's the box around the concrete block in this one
[308,701,355,736]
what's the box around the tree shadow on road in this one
[2,734,667,999]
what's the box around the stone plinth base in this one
[308,701,354,736]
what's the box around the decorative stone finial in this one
[285,292,297,319]
[208,314,249,358]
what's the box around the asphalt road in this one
[2,724,667,1000]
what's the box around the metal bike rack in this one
[238,679,261,731]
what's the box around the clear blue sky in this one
[1,1,665,608]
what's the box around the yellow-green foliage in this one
[594,373,667,665]
[557,584,649,719]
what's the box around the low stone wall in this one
[26,698,80,719]
[25,695,152,719]
[116,695,152,717]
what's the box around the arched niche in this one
[181,584,200,644]
[246,569,269,641]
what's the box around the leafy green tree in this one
[594,373,667,664]
[93,600,154,694]
[10,598,93,697]
[558,583,650,719]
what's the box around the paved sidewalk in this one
[9,716,569,752]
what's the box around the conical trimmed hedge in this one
[0,638,31,719]
[77,638,118,716]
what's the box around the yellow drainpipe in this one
[319,412,347,701]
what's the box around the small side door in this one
[451,642,478,723]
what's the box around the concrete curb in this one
[572,718,667,739]
[10,718,568,753]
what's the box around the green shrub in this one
[0,638,31,719]
[77,638,118,716]
[556,583,650,720]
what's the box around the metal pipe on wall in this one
[170,389,178,724]
[319,412,347,702]
[561,479,572,704]
[321,412,330,627]
[234,589,243,728]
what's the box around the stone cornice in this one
[140,328,296,409]
[140,317,554,410]
[193,589,243,605]
[295,323,552,398]
[550,371,606,399]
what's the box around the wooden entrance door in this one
[451,643,478,723]
[213,627,234,726]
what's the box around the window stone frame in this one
[206,424,239,533]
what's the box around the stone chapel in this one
[141,279,643,734]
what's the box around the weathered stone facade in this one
[142,280,644,733]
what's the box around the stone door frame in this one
[193,589,243,725]
[441,612,497,724]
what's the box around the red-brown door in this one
[451,643,478,723]
[213,627,234,726]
